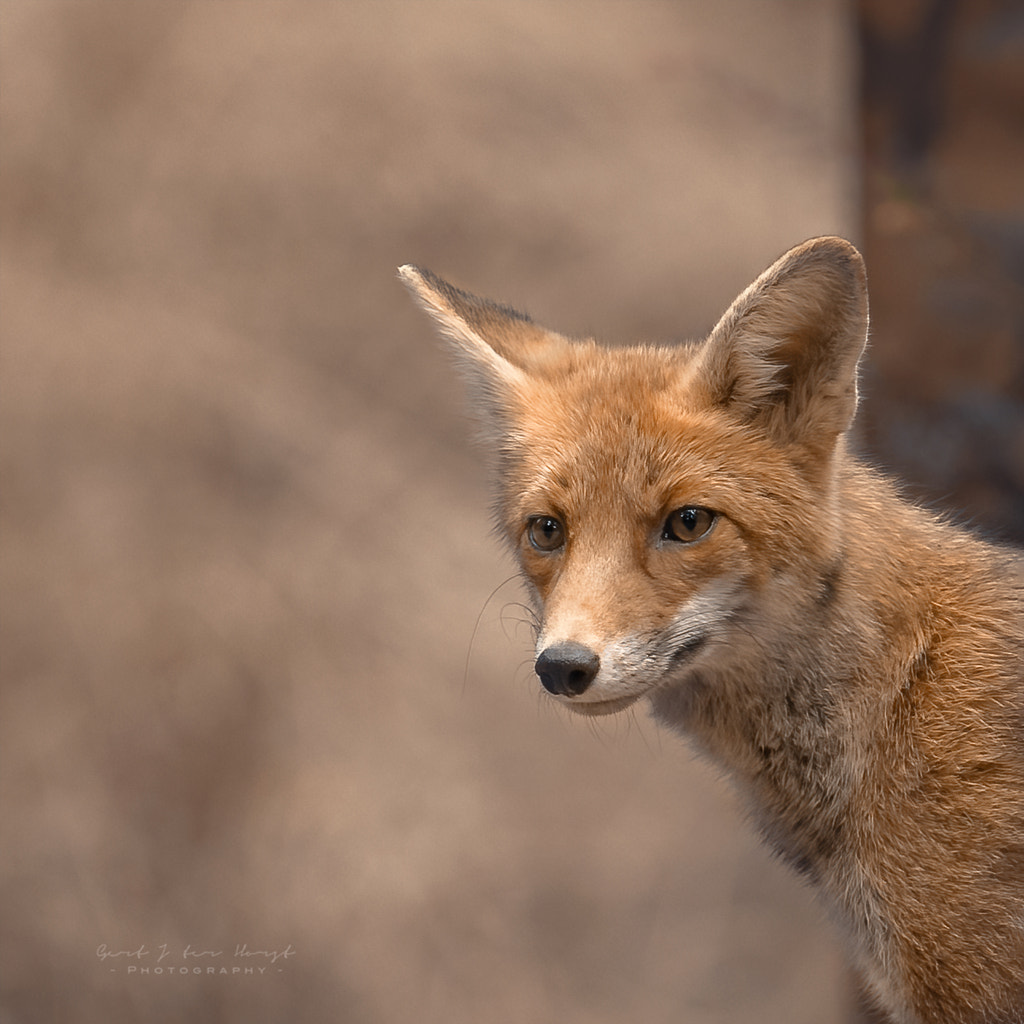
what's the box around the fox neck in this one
[648,460,935,881]
[648,607,862,881]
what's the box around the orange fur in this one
[401,238,1024,1023]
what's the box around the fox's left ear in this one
[696,236,868,458]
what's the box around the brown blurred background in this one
[1,2,1020,1023]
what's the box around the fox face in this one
[491,347,834,718]
[400,237,868,720]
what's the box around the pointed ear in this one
[398,265,571,429]
[696,236,868,457]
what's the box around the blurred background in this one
[1,2,1020,1023]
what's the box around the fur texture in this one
[400,238,1024,1023]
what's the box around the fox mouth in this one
[556,633,711,717]
[670,632,709,664]
[561,693,642,717]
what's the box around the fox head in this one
[400,238,869,718]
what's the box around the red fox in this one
[400,237,1024,1024]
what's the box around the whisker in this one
[463,573,521,696]
[627,703,660,757]
[498,600,539,647]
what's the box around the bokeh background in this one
[1,2,1020,1023]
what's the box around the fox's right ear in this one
[398,265,570,426]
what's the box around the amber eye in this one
[526,515,565,552]
[663,507,716,544]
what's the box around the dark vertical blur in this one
[859,0,1024,542]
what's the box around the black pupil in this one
[666,507,712,542]
[539,518,559,541]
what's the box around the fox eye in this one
[663,506,716,544]
[526,515,565,553]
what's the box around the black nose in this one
[535,642,600,697]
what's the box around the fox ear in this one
[398,265,571,425]
[697,236,868,456]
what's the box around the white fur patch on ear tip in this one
[397,264,463,329]
[397,264,432,303]
[397,264,479,327]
